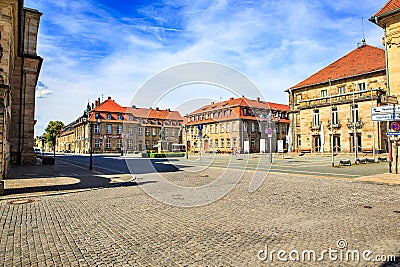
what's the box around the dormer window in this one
[118,114,123,120]
[106,113,112,120]
[129,115,134,121]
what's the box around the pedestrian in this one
[237,146,241,159]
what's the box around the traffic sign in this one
[371,105,400,115]
[267,128,273,138]
[197,124,203,131]
[372,114,400,121]
[387,132,400,136]
[391,122,400,131]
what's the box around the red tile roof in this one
[185,96,289,125]
[87,98,183,122]
[289,45,386,90]
[372,0,400,18]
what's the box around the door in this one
[332,134,341,152]
[204,140,209,152]
[350,133,362,152]
[313,135,321,153]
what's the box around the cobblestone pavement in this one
[1,162,400,266]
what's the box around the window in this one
[215,124,218,133]
[243,122,247,132]
[339,86,346,94]
[106,124,112,134]
[281,124,286,134]
[275,124,279,134]
[321,90,327,97]
[95,139,100,148]
[351,104,359,123]
[106,113,112,120]
[226,122,230,133]
[220,123,224,133]
[232,122,237,132]
[233,138,237,148]
[205,113,209,120]
[251,138,255,148]
[117,139,122,148]
[243,108,247,116]
[171,129,175,136]
[227,138,231,148]
[313,110,320,127]
[358,82,365,91]
[106,139,111,148]
[128,125,133,135]
[251,122,255,132]
[210,125,213,134]
[165,129,169,137]
[221,139,225,148]
[145,128,149,136]
[297,134,301,147]
[331,107,338,125]
[128,140,132,149]
[129,115,134,121]
[139,127,143,136]
[152,128,157,136]
[94,124,100,134]
[117,125,123,134]
[215,139,219,147]
[118,114,123,120]
[140,119,144,124]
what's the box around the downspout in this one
[289,89,295,153]
[17,9,26,165]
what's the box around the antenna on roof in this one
[361,17,366,46]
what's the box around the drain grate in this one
[8,199,35,205]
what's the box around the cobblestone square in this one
[0,158,399,266]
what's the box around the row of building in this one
[0,0,42,194]
[56,0,400,156]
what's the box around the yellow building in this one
[287,44,388,154]
[370,0,400,98]
[184,96,289,154]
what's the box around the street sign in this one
[371,105,400,115]
[381,95,398,105]
[391,121,400,131]
[387,132,400,136]
[267,128,273,138]
[372,113,400,121]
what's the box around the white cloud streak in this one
[25,0,386,135]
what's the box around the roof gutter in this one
[285,68,386,92]
[370,8,400,25]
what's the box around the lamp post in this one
[83,113,102,170]
[268,111,273,164]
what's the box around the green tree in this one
[45,120,64,157]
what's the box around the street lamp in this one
[82,112,102,170]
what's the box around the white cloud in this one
[25,0,387,134]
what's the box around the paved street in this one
[0,155,399,266]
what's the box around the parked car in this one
[34,148,42,158]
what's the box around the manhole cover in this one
[8,199,34,205]
[363,205,373,209]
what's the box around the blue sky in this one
[25,0,386,135]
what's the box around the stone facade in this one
[371,1,400,98]
[287,44,388,154]
[57,97,183,154]
[184,97,290,154]
[0,0,42,194]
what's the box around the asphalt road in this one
[58,153,391,179]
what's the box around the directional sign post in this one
[372,113,400,121]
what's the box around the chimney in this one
[230,97,234,100]
[108,96,111,100]
[167,108,170,111]
[92,103,94,109]
[132,105,136,109]
[257,97,260,102]
[156,107,160,111]
[95,100,99,107]
[211,102,215,104]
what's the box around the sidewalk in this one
[0,158,135,200]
